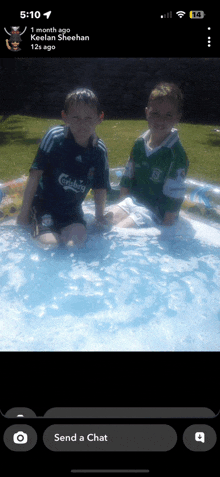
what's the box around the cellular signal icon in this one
[161,11,172,18]
[176,11,186,18]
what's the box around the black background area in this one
[1,352,219,415]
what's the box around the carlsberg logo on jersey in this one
[58,173,86,193]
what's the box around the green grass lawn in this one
[1,115,220,184]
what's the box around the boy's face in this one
[145,98,181,142]
[62,103,104,147]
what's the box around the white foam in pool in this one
[0,204,220,351]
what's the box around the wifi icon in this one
[176,11,186,18]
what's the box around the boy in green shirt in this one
[105,82,189,227]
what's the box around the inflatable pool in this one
[0,170,220,351]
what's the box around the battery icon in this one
[190,10,205,18]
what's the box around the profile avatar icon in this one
[4,26,27,51]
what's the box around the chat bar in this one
[3,423,217,452]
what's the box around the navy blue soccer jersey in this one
[30,125,110,221]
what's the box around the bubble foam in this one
[0,209,220,351]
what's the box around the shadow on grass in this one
[0,116,40,146]
[192,129,220,148]
[0,130,40,146]
[206,138,220,147]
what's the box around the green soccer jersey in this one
[120,128,189,220]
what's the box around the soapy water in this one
[0,202,220,351]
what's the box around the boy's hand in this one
[120,187,130,199]
[162,211,176,226]
[93,216,111,231]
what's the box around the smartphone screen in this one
[0,6,219,476]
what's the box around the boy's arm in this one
[161,148,189,226]
[119,149,135,196]
[17,169,43,225]
[93,188,107,221]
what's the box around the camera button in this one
[3,425,37,452]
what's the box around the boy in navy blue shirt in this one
[17,89,110,248]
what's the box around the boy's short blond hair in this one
[148,82,183,113]
[64,88,102,115]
